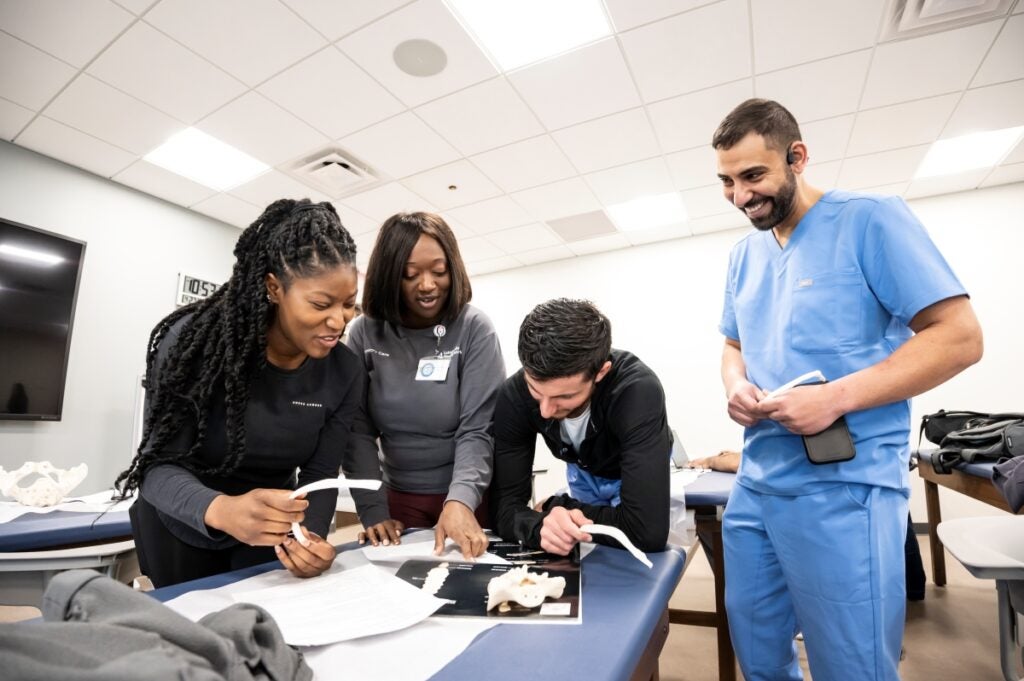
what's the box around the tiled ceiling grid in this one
[1,0,1022,274]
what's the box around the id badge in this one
[416,357,451,382]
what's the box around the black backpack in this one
[919,410,1024,474]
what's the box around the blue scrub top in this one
[720,190,967,496]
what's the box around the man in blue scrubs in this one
[713,98,983,680]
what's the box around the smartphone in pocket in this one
[803,416,856,464]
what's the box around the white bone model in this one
[0,461,88,507]
[486,565,566,611]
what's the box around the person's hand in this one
[687,450,741,473]
[276,530,336,578]
[757,383,842,435]
[204,488,307,546]
[540,507,593,556]
[358,519,405,546]
[726,380,768,427]
[435,501,488,559]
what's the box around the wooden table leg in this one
[923,478,946,587]
[710,519,737,681]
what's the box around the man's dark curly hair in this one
[518,298,611,381]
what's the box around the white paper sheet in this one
[230,564,446,646]
[0,489,135,524]
[362,537,510,565]
[579,523,653,568]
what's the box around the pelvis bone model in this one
[0,461,88,507]
[486,565,566,611]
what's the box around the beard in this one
[744,168,797,231]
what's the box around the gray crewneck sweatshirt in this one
[343,305,506,526]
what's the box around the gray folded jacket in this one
[0,569,312,681]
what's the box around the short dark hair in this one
[518,298,612,381]
[361,212,472,325]
[712,98,802,153]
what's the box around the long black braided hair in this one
[114,199,357,497]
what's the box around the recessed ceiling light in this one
[606,193,688,232]
[0,243,63,266]
[445,0,611,72]
[144,128,269,191]
[915,126,1024,179]
[393,38,448,77]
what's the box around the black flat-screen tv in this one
[0,217,86,421]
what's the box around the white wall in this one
[472,182,1024,522]
[0,142,239,493]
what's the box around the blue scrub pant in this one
[723,482,908,681]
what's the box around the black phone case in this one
[802,415,856,464]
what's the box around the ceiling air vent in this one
[284,146,382,199]
[880,0,1015,42]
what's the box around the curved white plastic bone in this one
[0,461,88,507]
[486,565,566,611]
[579,523,653,568]
[286,477,382,546]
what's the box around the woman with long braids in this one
[344,212,505,559]
[116,198,363,588]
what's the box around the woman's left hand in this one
[276,529,337,578]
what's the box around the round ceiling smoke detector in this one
[393,39,448,77]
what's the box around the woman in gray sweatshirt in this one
[343,212,505,559]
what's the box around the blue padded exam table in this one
[0,509,131,552]
[153,541,687,681]
[915,449,1019,587]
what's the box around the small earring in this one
[266,294,273,304]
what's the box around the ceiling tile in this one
[666,146,718,190]
[689,211,749,235]
[751,0,884,73]
[623,221,692,245]
[981,162,1024,188]
[837,145,930,189]
[341,182,436,221]
[445,196,533,234]
[552,108,660,173]
[458,236,505,260]
[338,0,497,107]
[353,229,379,264]
[681,184,733,219]
[415,77,544,155]
[847,94,959,157]
[0,32,76,110]
[646,79,753,153]
[905,169,989,200]
[196,91,329,166]
[0,0,133,67]
[619,0,750,102]
[604,0,712,32]
[146,0,326,87]
[332,202,380,236]
[486,223,562,254]
[16,116,134,177]
[546,210,618,242]
[88,21,246,123]
[512,177,602,221]
[281,0,411,41]
[191,193,262,228]
[942,79,1024,138]
[803,159,841,189]
[567,232,631,256]
[972,14,1024,88]
[259,46,404,139]
[1003,137,1024,165]
[585,157,675,204]
[800,115,855,163]
[856,182,908,198]
[338,112,459,180]
[435,214,475,238]
[44,74,182,154]
[861,20,1003,109]
[401,160,501,209]
[755,51,871,122]
[469,135,576,192]
[111,0,157,14]
[113,159,216,206]
[467,255,521,275]
[508,38,639,130]
[228,169,329,208]
[0,98,34,141]
[516,244,575,265]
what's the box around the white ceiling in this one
[2,0,1023,274]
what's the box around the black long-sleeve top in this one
[490,349,672,552]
